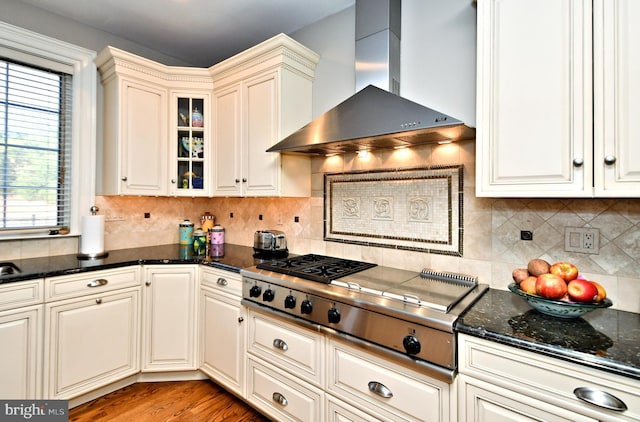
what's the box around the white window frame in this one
[0,21,96,239]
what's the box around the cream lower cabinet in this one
[327,338,452,422]
[43,268,141,400]
[199,266,246,397]
[44,287,140,399]
[246,309,325,421]
[458,334,640,422]
[210,33,319,197]
[476,0,640,197]
[0,306,42,399]
[246,308,451,422]
[142,265,198,371]
[0,278,43,399]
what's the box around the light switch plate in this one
[565,227,599,254]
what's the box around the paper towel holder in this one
[77,206,109,260]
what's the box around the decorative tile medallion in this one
[324,165,463,256]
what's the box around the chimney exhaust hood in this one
[267,0,475,155]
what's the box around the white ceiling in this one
[14,0,354,67]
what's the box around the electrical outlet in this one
[565,227,600,254]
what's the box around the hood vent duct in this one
[267,0,475,155]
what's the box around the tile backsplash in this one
[2,140,638,312]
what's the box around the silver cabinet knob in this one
[604,155,617,165]
[216,277,228,286]
[238,316,244,323]
[145,280,151,286]
[235,178,240,183]
[95,298,102,304]
[121,176,128,181]
[242,178,247,183]
[572,158,584,167]
[171,179,176,184]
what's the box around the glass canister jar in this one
[209,224,225,245]
[193,228,206,255]
[179,219,194,245]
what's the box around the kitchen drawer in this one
[0,279,43,311]
[248,309,324,386]
[247,356,323,422]
[45,267,140,302]
[327,338,450,422]
[200,266,242,297]
[459,334,640,421]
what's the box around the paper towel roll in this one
[80,215,105,256]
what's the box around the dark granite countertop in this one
[0,243,263,283]
[4,247,639,382]
[456,289,640,381]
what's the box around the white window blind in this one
[0,58,72,231]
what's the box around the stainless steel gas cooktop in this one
[241,254,488,383]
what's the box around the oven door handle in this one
[368,381,393,398]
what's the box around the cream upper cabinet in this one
[476,0,640,197]
[210,34,319,197]
[95,46,213,196]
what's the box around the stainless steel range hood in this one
[267,0,475,155]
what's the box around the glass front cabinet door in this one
[171,92,211,196]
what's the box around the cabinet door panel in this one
[244,73,280,195]
[0,306,42,399]
[213,85,242,195]
[594,0,640,195]
[476,0,592,196]
[120,80,168,194]
[45,288,140,399]
[200,288,245,396]
[142,266,197,371]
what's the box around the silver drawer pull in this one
[273,338,288,351]
[368,381,393,398]
[574,387,627,412]
[95,298,102,304]
[87,279,108,288]
[216,277,228,286]
[272,392,287,406]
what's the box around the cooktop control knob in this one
[284,294,296,309]
[249,285,262,298]
[263,288,275,302]
[327,307,340,323]
[403,335,421,355]
[300,299,313,314]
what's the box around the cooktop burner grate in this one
[256,254,377,283]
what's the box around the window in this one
[0,21,96,239]
[0,59,73,230]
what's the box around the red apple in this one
[535,273,567,299]
[590,281,607,302]
[567,279,599,303]
[519,276,538,295]
[549,261,579,282]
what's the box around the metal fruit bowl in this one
[508,283,612,318]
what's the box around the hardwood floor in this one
[68,380,270,422]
